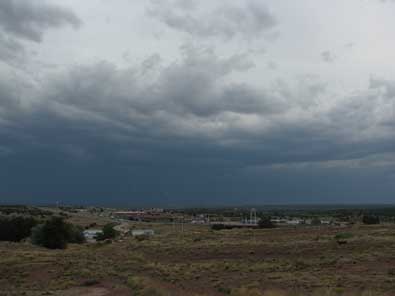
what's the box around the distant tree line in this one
[0,205,53,217]
[0,214,85,249]
[0,215,38,242]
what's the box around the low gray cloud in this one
[321,50,336,63]
[0,0,81,65]
[0,0,81,42]
[147,0,277,41]
[345,42,354,48]
[0,32,25,64]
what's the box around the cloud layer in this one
[1,0,395,205]
[148,0,277,41]
[0,0,81,64]
[0,0,81,42]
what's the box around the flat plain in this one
[1,214,395,296]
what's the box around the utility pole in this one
[250,208,257,225]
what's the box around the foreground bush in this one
[0,215,37,242]
[31,216,85,249]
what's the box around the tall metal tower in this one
[250,208,257,225]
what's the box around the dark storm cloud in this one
[2,0,395,205]
[2,44,395,169]
[2,43,395,204]
[147,0,277,41]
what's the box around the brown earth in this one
[1,222,395,295]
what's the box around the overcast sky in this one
[1,0,395,206]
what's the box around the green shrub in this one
[127,276,146,290]
[140,287,165,296]
[362,215,380,225]
[135,234,149,241]
[0,215,37,242]
[218,286,231,294]
[67,224,86,244]
[211,224,227,230]
[82,279,100,286]
[258,217,275,229]
[311,217,322,226]
[31,216,85,249]
[95,223,118,241]
[334,232,353,240]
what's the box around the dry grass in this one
[1,221,395,295]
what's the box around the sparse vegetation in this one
[2,206,395,295]
[0,205,52,217]
[334,232,353,240]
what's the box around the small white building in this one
[286,219,303,225]
[131,229,155,237]
[83,229,103,241]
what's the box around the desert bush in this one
[82,279,100,286]
[362,215,380,225]
[211,224,226,230]
[334,232,353,240]
[135,234,149,241]
[127,276,147,290]
[95,223,118,241]
[310,217,322,226]
[388,268,395,276]
[0,215,37,242]
[127,276,165,296]
[31,216,85,249]
[218,286,231,294]
[230,287,263,296]
[211,224,237,230]
[67,224,86,244]
[258,216,275,229]
[85,222,97,229]
[140,287,165,296]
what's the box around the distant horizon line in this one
[2,201,395,210]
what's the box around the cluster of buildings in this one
[112,208,174,222]
[104,207,345,229]
[270,218,332,225]
[83,227,155,242]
